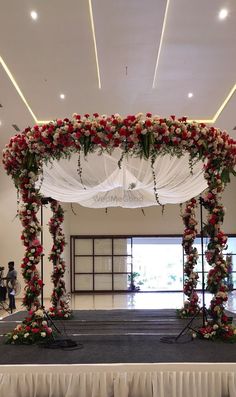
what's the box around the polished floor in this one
[1,291,236,318]
[70,291,236,312]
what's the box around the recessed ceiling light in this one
[218,9,228,20]
[30,11,38,20]
[60,94,65,100]
[188,92,193,98]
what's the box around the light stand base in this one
[160,305,209,344]
[40,307,81,350]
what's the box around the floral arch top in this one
[2,112,236,344]
[3,112,236,185]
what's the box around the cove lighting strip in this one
[152,0,170,89]
[0,56,38,123]
[188,84,236,123]
[89,0,101,89]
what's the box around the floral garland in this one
[178,198,200,318]
[2,113,236,343]
[48,200,71,319]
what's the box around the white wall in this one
[65,178,236,236]
[1,165,236,298]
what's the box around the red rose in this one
[32,328,40,333]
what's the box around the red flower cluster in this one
[198,320,236,342]
[3,113,236,182]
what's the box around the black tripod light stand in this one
[161,196,208,343]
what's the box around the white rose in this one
[13,335,18,340]
[35,309,44,318]
[41,332,46,338]
[24,333,29,338]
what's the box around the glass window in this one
[113,238,131,255]
[94,275,112,290]
[94,238,112,255]
[75,257,93,273]
[75,239,93,255]
[114,274,129,290]
[113,257,131,273]
[94,257,112,273]
[75,274,93,290]
[71,235,236,292]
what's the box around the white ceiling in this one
[0,0,236,152]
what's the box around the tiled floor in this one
[1,291,236,317]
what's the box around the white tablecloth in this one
[0,363,236,397]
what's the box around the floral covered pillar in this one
[178,198,200,317]
[7,170,53,344]
[202,189,228,323]
[19,173,43,310]
[48,199,71,318]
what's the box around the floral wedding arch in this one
[2,112,236,343]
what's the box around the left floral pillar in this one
[19,174,42,309]
[178,198,200,318]
[6,171,53,344]
[48,200,71,318]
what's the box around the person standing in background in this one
[6,261,17,311]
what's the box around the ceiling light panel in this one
[30,10,38,20]
[92,0,167,92]
[218,8,228,20]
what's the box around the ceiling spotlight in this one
[60,94,65,100]
[30,11,38,20]
[188,92,193,98]
[218,9,228,20]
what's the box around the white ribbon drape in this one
[0,364,236,397]
[39,150,207,207]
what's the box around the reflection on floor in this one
[1,291,236,318]
[70,291,236,313]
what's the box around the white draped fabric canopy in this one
[39,150,208,207]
